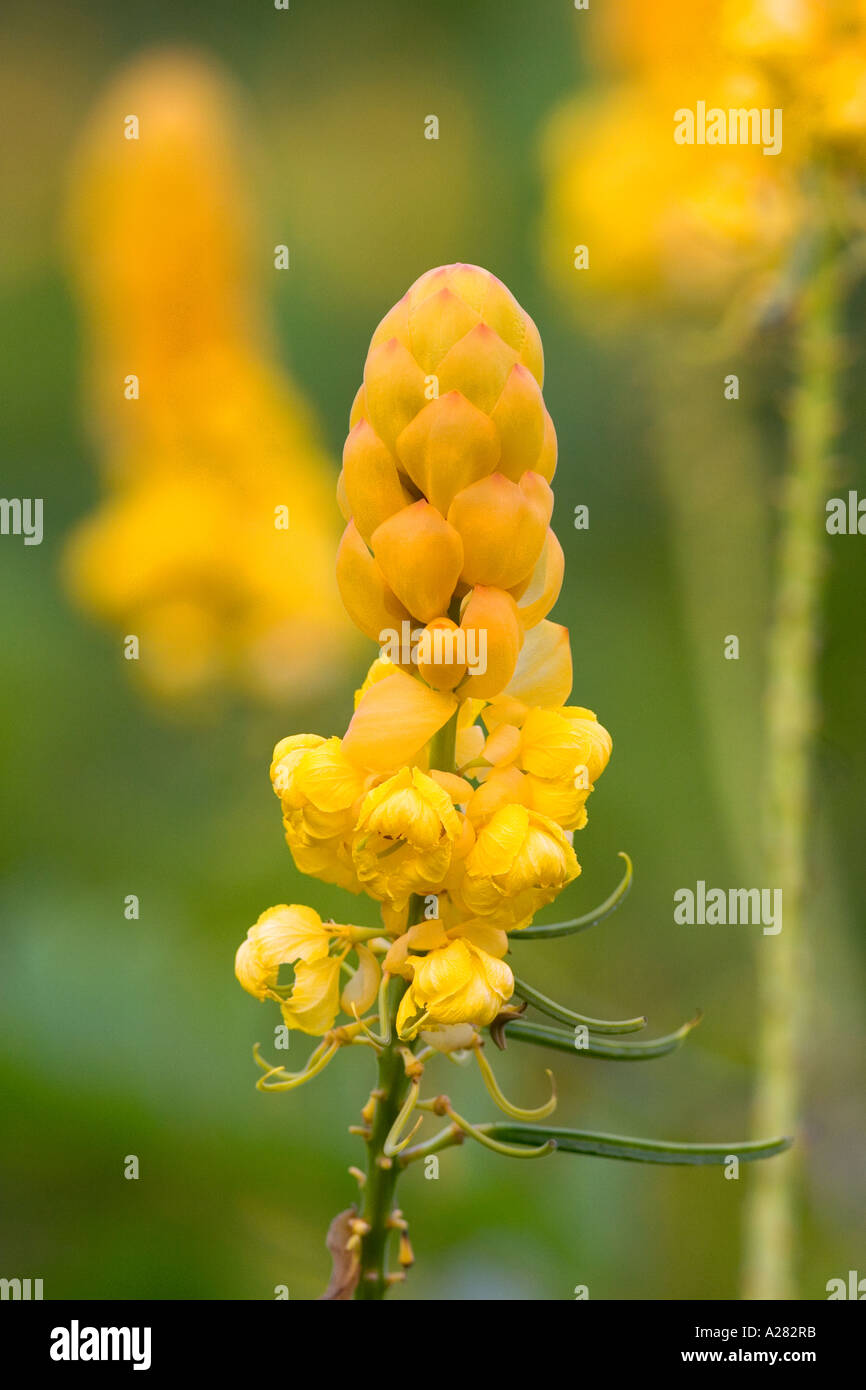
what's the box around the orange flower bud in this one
[395,391,500,516]
[489,363,548,481]
[458,586,523,700]
[371,501,464,624]
[342,419,413,544]
[336,520,409,641]
[417,617,467,691]
[447,471,551,589]
[363,337,428,452]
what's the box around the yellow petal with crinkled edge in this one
[280,956,343,1035]
[336,519,409,642]
[447,919,509,957]
[395,391,500,516]
[466,803,530,875]
[560,707,613,783]
[502,619,572,708]
[342,419,414,544]
[270,733,326,799]
[342,670,457,772]
[371,501,464,624]
[513,530,564,628]
[363,337,428,452]
[399,939,514,1032]
[235,904,332,999]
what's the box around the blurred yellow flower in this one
[542,0,866,313]
[63,49,354,702]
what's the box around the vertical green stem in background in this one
[742,244,840,1300]
[355,705,460,1299]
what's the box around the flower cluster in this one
[63,51,352,702]
[236,264,611,1045]
[541,0,866,312]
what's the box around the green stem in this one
[354,705,460,1298]
[355,973,414,1299]
[741,236,840,1300]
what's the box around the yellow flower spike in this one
[395,391,501,516]
[352,766,462,907]
[342,670,457,773]
[457,586,523,701]
[336,520,410,642]
[473,1045,558,1121]
[342,419,415,545]
[447,472,550,590]
[235,905,333,1000]
[64,52,353,704]
[371,501,464,624]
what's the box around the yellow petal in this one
[513,529,564,628]
[342,419,413,545]
[363,337,428,452]
[457,586,523,701]
[447,472,548,590]
[340,944,381,1016]
[407,286,481,373]
[435,323,519,415]
[395,391,500,515]
[342,670,457,772]
[281,957,342,1036]
[489,363,547,481]
[336,520,409,641]
[371,501,464,624]
[503,620,573,708]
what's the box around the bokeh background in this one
[1,0,863,1300]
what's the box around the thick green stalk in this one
[741,247,839,1300]
[355,974,414,1299]
[355,704,460,1298]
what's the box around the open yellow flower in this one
[395,938,514,1038]
[275,736,371,845]
[353,767,462,908]
[455,803,580,929]
[235,904,335,1001]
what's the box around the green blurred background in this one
[1,0,863,1300]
